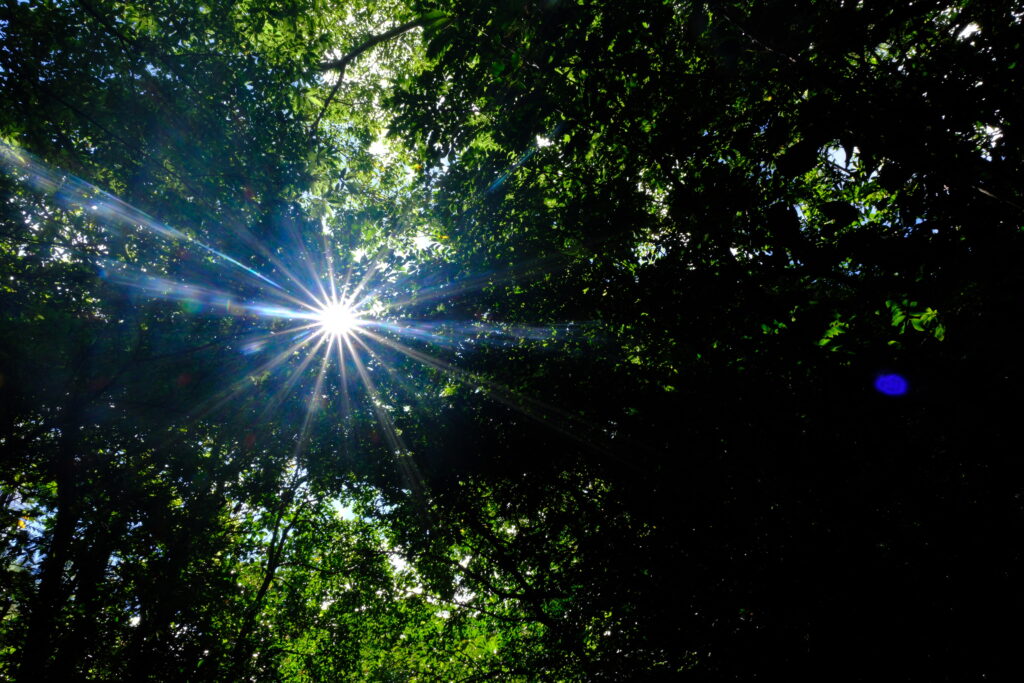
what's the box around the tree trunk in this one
[16,414,81,681]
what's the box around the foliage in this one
[2,0,1024,680]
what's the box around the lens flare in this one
[874,373,908,396]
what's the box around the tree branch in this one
[309,16,435,141]
[319,17,433,73]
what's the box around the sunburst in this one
[1,140,599,489]
[315,299,362,338]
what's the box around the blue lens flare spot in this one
[874,373,908,396]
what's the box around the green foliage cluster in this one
[2,0,1024,680]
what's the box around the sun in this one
[317,301,360,337]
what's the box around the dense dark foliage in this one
[2,0,1023,680]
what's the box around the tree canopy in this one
[2,0,1023,680]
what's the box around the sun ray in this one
[257,333,333,422]
[285,224,333,306]
[193,325,325,421]
[0,141,288,292]
[345,256,387,310]
[102,259,325,324]
[341,335,402,453]
[290,335,335,461]
[239,215,332,305]
[342,334,425,495]
[355,326,619,460]
[347,332,434,418]
[377,255,558,312]
[320,232,339,304]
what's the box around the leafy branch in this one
[309,13,447,142]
